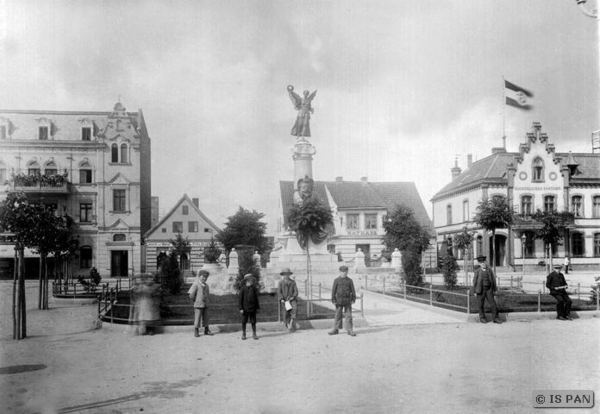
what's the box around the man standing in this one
[471,256,500,324]
[546,264,573,321]
[328,265,357,337]
[188,270,214,337]
[277,268,298,332]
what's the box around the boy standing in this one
[239,273,260,340]
[328,265,357,337]
[277,268,298,332]
[188,270,214,337]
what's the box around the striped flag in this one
[504,80,534,110]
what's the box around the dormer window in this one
[532,157,544,182]
[39,126,49,140]
[81,127,92,141]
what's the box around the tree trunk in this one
[16,247,27,340]
[43,255,49,309]
[12,248,17,339]
[492,230,497,276]
[38,256,43,309]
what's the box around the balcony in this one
[8,173,71,194]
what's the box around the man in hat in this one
[239,273,260,340]
[546,264,572,321]
[471,256,500,324]
[278,268,298,332]
[188,269,214,337]
[329,265,357,336]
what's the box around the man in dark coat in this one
[546,264,572,321]
[328,265,357,336]
[471,256,500,324]
[239,274,260,340]
[277,268,298,332]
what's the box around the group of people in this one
[472,255,573,323]
[187,264,358,340]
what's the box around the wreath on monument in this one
[287,197,333,250]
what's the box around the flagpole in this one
[502,76,506,148]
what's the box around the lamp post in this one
[521,233,527,280]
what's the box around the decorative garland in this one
[286,197,333,249]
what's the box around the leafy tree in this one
[382,204,431,287]
[234,249,261,292]
[216,206,269,254]
[531,209,574,271]
[441,255,460,289]
[453,228,474,285]
[168,233,191,269]
[203,237,222,264]
[158,252,183,295]
[473,197,514,275]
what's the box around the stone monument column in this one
[292,139,316,204]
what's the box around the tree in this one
[440,255,460,289]
[473,197,515,275]
[234,249,261,292]
[168,234,191,269]
[216,207,269,254]
[382,204,431,287]
[158,252,183,295]
[203,237,222,264]
[453,228,474,285]
[531,209,574,271]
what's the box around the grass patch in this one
[106,283,337,325]
[372,284,597,314]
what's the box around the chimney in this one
[335,176,343,182]
[467,154,473,168]
[360,176,368,184]
[451,158,462,180]
[192,198,199,208]
[491,147,506,154]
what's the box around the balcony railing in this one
[9,173,71,194]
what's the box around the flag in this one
[504,80,534,110]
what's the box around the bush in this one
[234,249,261,292]
[203,237,222,264]
[441,255,459,289]
[402,249,423,287]
[159,253,184,295]
[90,267,101,285]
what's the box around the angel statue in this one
[287,85,317,139]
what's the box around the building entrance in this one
[111,250,129,277]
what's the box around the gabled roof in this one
[280,180,432,232]
[432,151,600,200]
[144,193,221,238]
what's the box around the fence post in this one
[74,283,77,298]
[510,275,513,291]
[318,283,322,301]
[360,292,364,317]
[364,275,368,291]
[110,299,114,324]
[577,283,580,301]
[467,293,470,315]
[277,300,281,323]
[383,278,386,296]
[542,281,545,295]
[403,281,406,300]
[537,290,541,313]
[597,288,599,312]
[429,286,433,306]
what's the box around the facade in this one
[432,122,600,269]
[144,194,221,272]
[279,177,434,265]
[0,102,152,278]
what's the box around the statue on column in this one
[293,175,314,206]
[287,85,317,140]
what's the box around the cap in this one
[279,268,293,276]
[339,265,349,271]
[243,273,255,281]
[476,255,487,262]
[198,270,209,277]
[553,264,563,269]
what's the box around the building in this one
[431,122,600,270]
[279,177,434,265]
[0,102,152,278]
[144,194,221,272]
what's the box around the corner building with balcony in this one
[431,122,600,270]
[0,102,152,278]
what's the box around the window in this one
[523,231,535,258]
[28,163,40,175]
[173,222,183,233]
[594,233,600,257]
[446,204,452,225]
[45,162,57,176]
[80,202,93,222]
[79,166,92,184]
[39,126,49,140]
[120,144,128,164]
[113,189,126,212]
[182,206,189,215]
[572,196,583,217]
[365,214,377,230]
[188,221,198,232]
[532,157,544,182]
[593,196,600,218]
[462,200,469,222]
[162,228,166,233]
[572,233,585,257]
[521,195,533,215]
[0,125,6,139]
[544,195,555,212]
[113,234,126,242]
[111,144,119,163]
[346,214,359,230]
[81,127,92,141]
[204,228,211,233]
[80,246,92,269]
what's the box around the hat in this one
[339,265,349,271]
[198,270,209,277]
[553,264,563,269]
[243,273,255,281]
[279,268,293,276]
[476,255,487,262]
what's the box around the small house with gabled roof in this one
[144,194,221,272]
[278,177,434,265]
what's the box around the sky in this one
[1,0,599,235]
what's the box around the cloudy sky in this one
[1,0,598,234]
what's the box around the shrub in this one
[159,252,183,295]
[203,237,222,264]
[441,255,460,289]
[402,249,423,288]
[234,249,261,292]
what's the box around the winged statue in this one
[287,85,317,139]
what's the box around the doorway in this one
[111,250,129,277]
[488,235,506,267]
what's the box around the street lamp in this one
[521,233,527,280]
[575,0,599,18]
